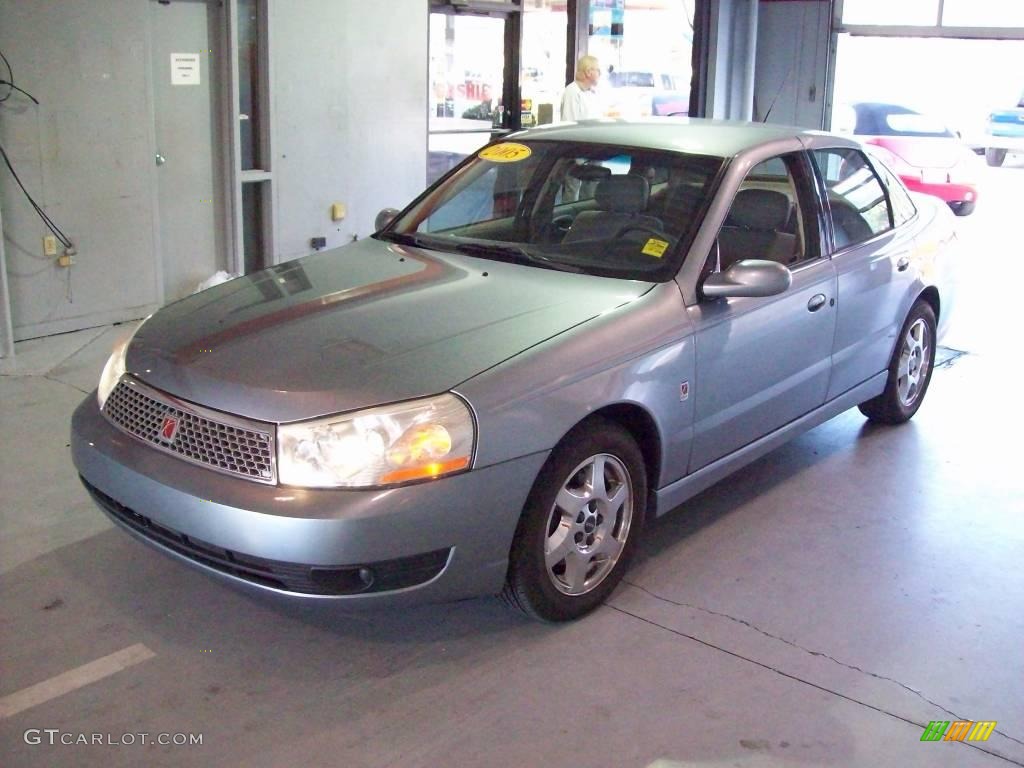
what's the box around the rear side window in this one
[872,160,917,227]
[812,149,892,250]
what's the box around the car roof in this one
[509,117,849,157]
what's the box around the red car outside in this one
[850,103,979,217]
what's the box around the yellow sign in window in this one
[642,238,669,258]
[478,143,532,163]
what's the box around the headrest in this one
[728,188,791,230]
[567,164,612,182]
[595,175,650,214]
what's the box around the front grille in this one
[82,478,451,595]
[103,377,275,483]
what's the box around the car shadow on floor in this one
[633,407,918,570]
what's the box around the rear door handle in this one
[807,293,827,312]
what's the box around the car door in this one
[686,152,837,472]
[808,148,917,399]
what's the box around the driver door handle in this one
[807,293,827,313]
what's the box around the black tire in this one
[858,301,937,425]
[502,418,646,622]
[985,148,1006,167]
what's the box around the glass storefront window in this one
[242,182,265,274]
[237,0,261,170]
[428,12,507,183]
[942,0,1024,28]
[521,0,568,127]
[841,0,939,26]
[585,0,694,119]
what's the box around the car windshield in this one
[380,140,723,282]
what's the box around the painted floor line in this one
[0,643,155,719]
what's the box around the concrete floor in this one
[1,163,1023,767]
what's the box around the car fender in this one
[455,281,696,492]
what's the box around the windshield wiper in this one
[451,242,583,273]
[374,231,437,248]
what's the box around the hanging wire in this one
[0,48,72,249]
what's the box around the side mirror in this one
[702,259,792,299]
[374,208,401,232]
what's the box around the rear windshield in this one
[883,113,953,138]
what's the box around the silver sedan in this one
[71,119,958,621]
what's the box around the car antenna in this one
[761,58,797,123]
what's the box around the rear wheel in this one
[985,147,1006,167]
[502,418,646,622]
[858,301,936,424]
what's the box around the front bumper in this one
[985,125,1024,151]
[72,395,547,605]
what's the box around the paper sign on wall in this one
[171,53,200,85]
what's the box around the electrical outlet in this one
[58,252,74,267]
[43,235,58,256]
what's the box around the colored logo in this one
[921,720,996,742]
[478,143,532,163]
[159,416,180,443]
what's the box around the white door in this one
[150,0,227,301]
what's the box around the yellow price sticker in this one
[478,143,532,163]
[642,238,669,258]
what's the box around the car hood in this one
[126,239,652,423]
[867,136,968,169]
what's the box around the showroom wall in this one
[270,0,427,260]
[705,0,758,120]
[754,0,831,128]
[0,0,162,341]
[0,0,427,342]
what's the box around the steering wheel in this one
[613,223,668,240]
[552,215,574,234]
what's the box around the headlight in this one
[277,393,475,488]
[96,318,149,409]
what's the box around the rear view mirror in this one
[374,208,401,232]
[702,259,792,299]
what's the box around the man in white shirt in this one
[560,55,602,122]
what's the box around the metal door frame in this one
[147,0,275,301]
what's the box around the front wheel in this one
[502,418,646,622]
[858,301,937,424]
[985,147,1006,167]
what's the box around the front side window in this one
[715,153,817,272]
[812,149,892,250]
[382,141,723,282]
